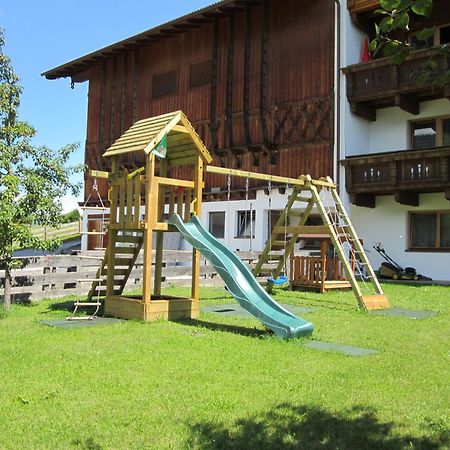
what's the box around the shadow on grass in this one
[176,318,269,338]
[277,293,357,313]
[187,403,449,450]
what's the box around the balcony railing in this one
[342,146,450,207]
[347,0,379,13]
[342,48,450,121]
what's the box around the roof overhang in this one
[42,0,263,82]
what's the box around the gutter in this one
[334,0,342,193]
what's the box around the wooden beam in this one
[351,102,376,121]
[272,225,349,236]
[153,176,195,189]
[395,191,419,206]
[205,165,336,188]
[89,170,110,179]
[170,125,189,133]
[142,155,156,305]
[154,160,167,297]
[350,193,376,208]
[191,156,204,318]
[395,94,420,115]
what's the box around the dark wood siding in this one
[84,0,335,199]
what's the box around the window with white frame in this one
[236,210,255,238]
[410,116,450,149]
[409,211,450,250]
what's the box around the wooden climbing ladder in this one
[253,175,389,311]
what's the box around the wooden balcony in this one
[347,0,379,14]
[342,146,450,207]
[342,48,450,121]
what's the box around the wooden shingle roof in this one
[103,110,212,165]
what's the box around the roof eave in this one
[42,0,259,81]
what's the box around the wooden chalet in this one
[43,0,336,203]
[344,0,450,208]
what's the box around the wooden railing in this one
[347,0,379,13]
[290,255,353,293]
[342,48,450,120]
[343,146,450,196]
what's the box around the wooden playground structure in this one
[290,238,355,293]
[73,110,389,322]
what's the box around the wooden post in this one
[106,157,119,298]
[191,157,203,315]
[154,160,167,297]
[142,155,156,305]
[126,176,133,227]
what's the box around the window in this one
[189,59,212,89]
[301,214,324,250]
[409,211,450,250]
[409,23,450,48]
[152,69,178,99]
[410,33,434,49]
[209,212,225,239]
[439,24,450,45]
[410,117,450,149]
[236,210,255,238]
[411,120,436,149]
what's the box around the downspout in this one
[334,0,342,193]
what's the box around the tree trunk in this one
[3,266,12,310]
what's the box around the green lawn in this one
[0,284,448,449]
[30,221,80,242]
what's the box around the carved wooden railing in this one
[343,146,450,196]
[342,48,450,120]
[347,0,379,13]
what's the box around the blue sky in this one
[2,0,213,205]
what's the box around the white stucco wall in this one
[344,99,450,156]
[350,193,450,280]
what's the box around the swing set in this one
[70,110,389,323]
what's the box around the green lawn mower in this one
[373,243,432,281]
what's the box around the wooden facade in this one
[44,0,335,202]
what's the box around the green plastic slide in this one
[168,214,314,339]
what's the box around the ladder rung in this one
[102,268,129,276]
[78,255,104,260]
[74,302,102,306]
[295,196,311,203]
[116,235,143,243]
[114,247,138,255]
[273,240,288,246]
[79,206,109,211]
[80,232,107,236]
[77,278,104,283]
[114,257,134,264]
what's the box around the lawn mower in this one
[373,243,431,281]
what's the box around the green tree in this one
[370,0,450,86]
[0,29,82,310]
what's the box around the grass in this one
[0,283,448,449]
[30,221,80,241]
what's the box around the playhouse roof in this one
[103,110,212,164]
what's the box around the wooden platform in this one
[290,254,354,293]
[291,279,352,292]
[104,295,199,321]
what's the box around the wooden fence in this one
[0,251,262,303]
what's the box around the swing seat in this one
[267,275,289,285]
